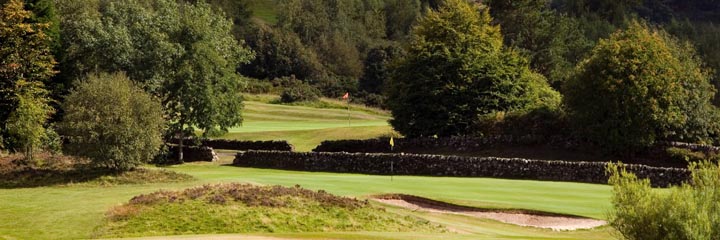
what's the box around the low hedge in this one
[169,138,293,151]
[234,151,689,187]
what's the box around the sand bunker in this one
[373,194,606,231]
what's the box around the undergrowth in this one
[98,183,444,238]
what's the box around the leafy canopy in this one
[387,0,559,137]
[0,0,56,158]
[57,0,254,149]
[564,21,717,152]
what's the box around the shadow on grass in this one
[0,154,194,189]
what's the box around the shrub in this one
[59,72,165,171]
[278,76,321,103]
[665,147,718,164]
[608,161,720,239]
[474,107,567,137]
[241,78,274,94]
[564,21,717,152]
[386,0,560,137]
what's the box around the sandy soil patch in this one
[373,195,606,231]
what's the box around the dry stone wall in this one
[234,150,689,187]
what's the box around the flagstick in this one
[347,96,350,127]
[390,140,394,182]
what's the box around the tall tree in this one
[0,0,56,154]
[387,0,559,137]
[564,22,718,152]
[57,0,253,162]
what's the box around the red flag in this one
[342,92,349,100]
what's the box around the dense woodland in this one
[2,0,720,163]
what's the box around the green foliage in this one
[279,76,321,103]
[57,0,254,161]
[166,0,253,144]
[488,0,593,88]
[359,45,401,95]
[608,161,720,240]
[386,0,560,137]
[59,73,164,171]
[6,80,53,161]
[240,21,324,81]
[0,0,56,158]
[564,22,717,152]
[474,107,567,137]
[99,183,444,238]
[665,147,710,164]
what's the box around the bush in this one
[474,107,567,137]
[608,161,720,239]
[665,147,718,164]
[278,76,321,103]
[564,21,717,152]
[241,78,274,94]
[59,72,165,171]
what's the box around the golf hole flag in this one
[342,92,349,100]
[390,136,394,150]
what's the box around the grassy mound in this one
[0,153,193,188]
[98,183,444,238]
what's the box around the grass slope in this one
[0,163,614,240]
[219,100,393,151]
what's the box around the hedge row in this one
[169,138,293,151]
[311,135,574,153]
[234,151,689,187]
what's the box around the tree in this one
[488,0,592,88]
[0,0,56,154]
[386,0,559,137]
[359,45,401,95]
[165,1,253,161]
[57,0,254,162]
[59,73,164,171]
[239,21,324,81]
[563,21,717,152]
[6,80,53,161]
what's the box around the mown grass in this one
[98,184,443,238]
[0,163,614,240]
[217,99,393,151]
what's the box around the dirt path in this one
[373,195,606,231]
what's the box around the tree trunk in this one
[178,132,184,163]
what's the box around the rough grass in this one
[0,153,193,188]
[98,183,443,238]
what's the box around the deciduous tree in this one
[386,0,559,137]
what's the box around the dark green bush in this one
[242,78,274,94]
[608,161,720,239]
[665,147,718,164]
[277,76,321,103]
[59,72,165,171]
[474,107,567,137]
[564,21,717,152]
